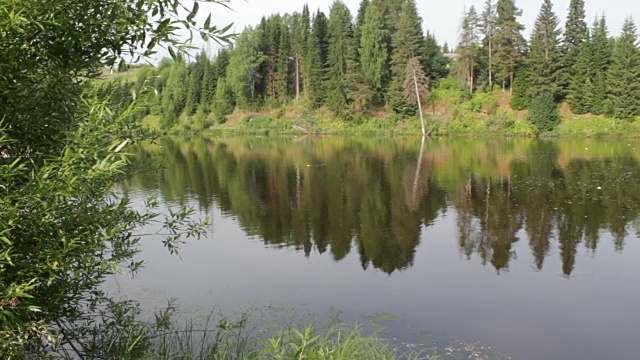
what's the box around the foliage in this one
[326,0,357,117]
[493,0,526,93]
[360,2,391,103]
[606,17,640,121]
[511,67,535,110]
[529,0,562,98]
[528,92,560,134]
[0,0,230,356]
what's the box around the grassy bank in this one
[141,93,640,140]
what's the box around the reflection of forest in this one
[123,137,640,275]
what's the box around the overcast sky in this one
[195,0,637,52]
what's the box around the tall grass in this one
[141,321,426,360]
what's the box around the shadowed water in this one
[115,136,640,360]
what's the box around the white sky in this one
[180,0,639,58]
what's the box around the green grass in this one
[131,321,427,360]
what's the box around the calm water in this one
[115,136,640,359]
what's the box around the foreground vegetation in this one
[0,0,438,358]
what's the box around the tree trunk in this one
[509,72,514,96]
[488,40,493,91]
[295,55,300,102]
[412,65,426,137]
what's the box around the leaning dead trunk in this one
[404,57,430,137]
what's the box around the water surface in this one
[115,136,640,359]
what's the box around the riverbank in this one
[143,99,640,139]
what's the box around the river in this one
[113,136,640,359]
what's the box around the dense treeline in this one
[121,0,450,128]
[457,0,640,120]
[119,0,640,133]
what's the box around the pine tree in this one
[424,31,450,81]
[494,0,526,94]
[529,0,562,98]
[480,0,498,90]
[326,0,355,116]
[354,0,370,57]
[607,18,640,120]
[510,67,535,110]
[371,0,404,35]
[213,77,235,122]
[307,10,329,107]
[561,0,589,95]
[567,34,593,114]
[388,0,426,114]
[590,16,613,115]
[184,51,208,115]
[227,27,267,108]
[456,6,481,94]
[291,6,311,101]
[160,58,188,128]
[359,2,391,102]
[199,57,216,113]
[277,20,292,104]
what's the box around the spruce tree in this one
[326,0,355,116]
[160,58,188,128]
[561,0,588,94]
[371,0,404,35]
[510,67,535,110]
[200,55,216,113]
[480,0,498,90]
[354,0,370,57]
[424,31,450,81]
[494,0,526,94]
[567,34,593,114]
[184,51,208,115]
[307,11,329,107]
[529,0,561,98]
[590,16,613,115]
[359,2,391,102]
[388,0,426,114]
[277,20,292,103]
[607,18,640,120]
[456,6,481,94]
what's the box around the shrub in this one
[528,92,560,134]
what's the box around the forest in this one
[111,0,640,136]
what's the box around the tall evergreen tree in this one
[388,0,426,114]
[160,58,188,128]
[354,0,370,57]
[359,2,391,102]
[606,17,640,120]
[277,20,292,103]
[371,0,404,35]
[291,6,311,101]
[227,27,266,108]
[590,16,613,115]
[494,0,526,94]
[199,55,216,113]
[561,0,589,94]
[567,33,593,114]
[326,0,355,116]
[480,0,498,90]
[456,6,481,94]
[424,31,450,80]
[529,0,562,98]
[184,51,208,115]
[307,10,329,107]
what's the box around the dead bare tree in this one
[404,57,430,137]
